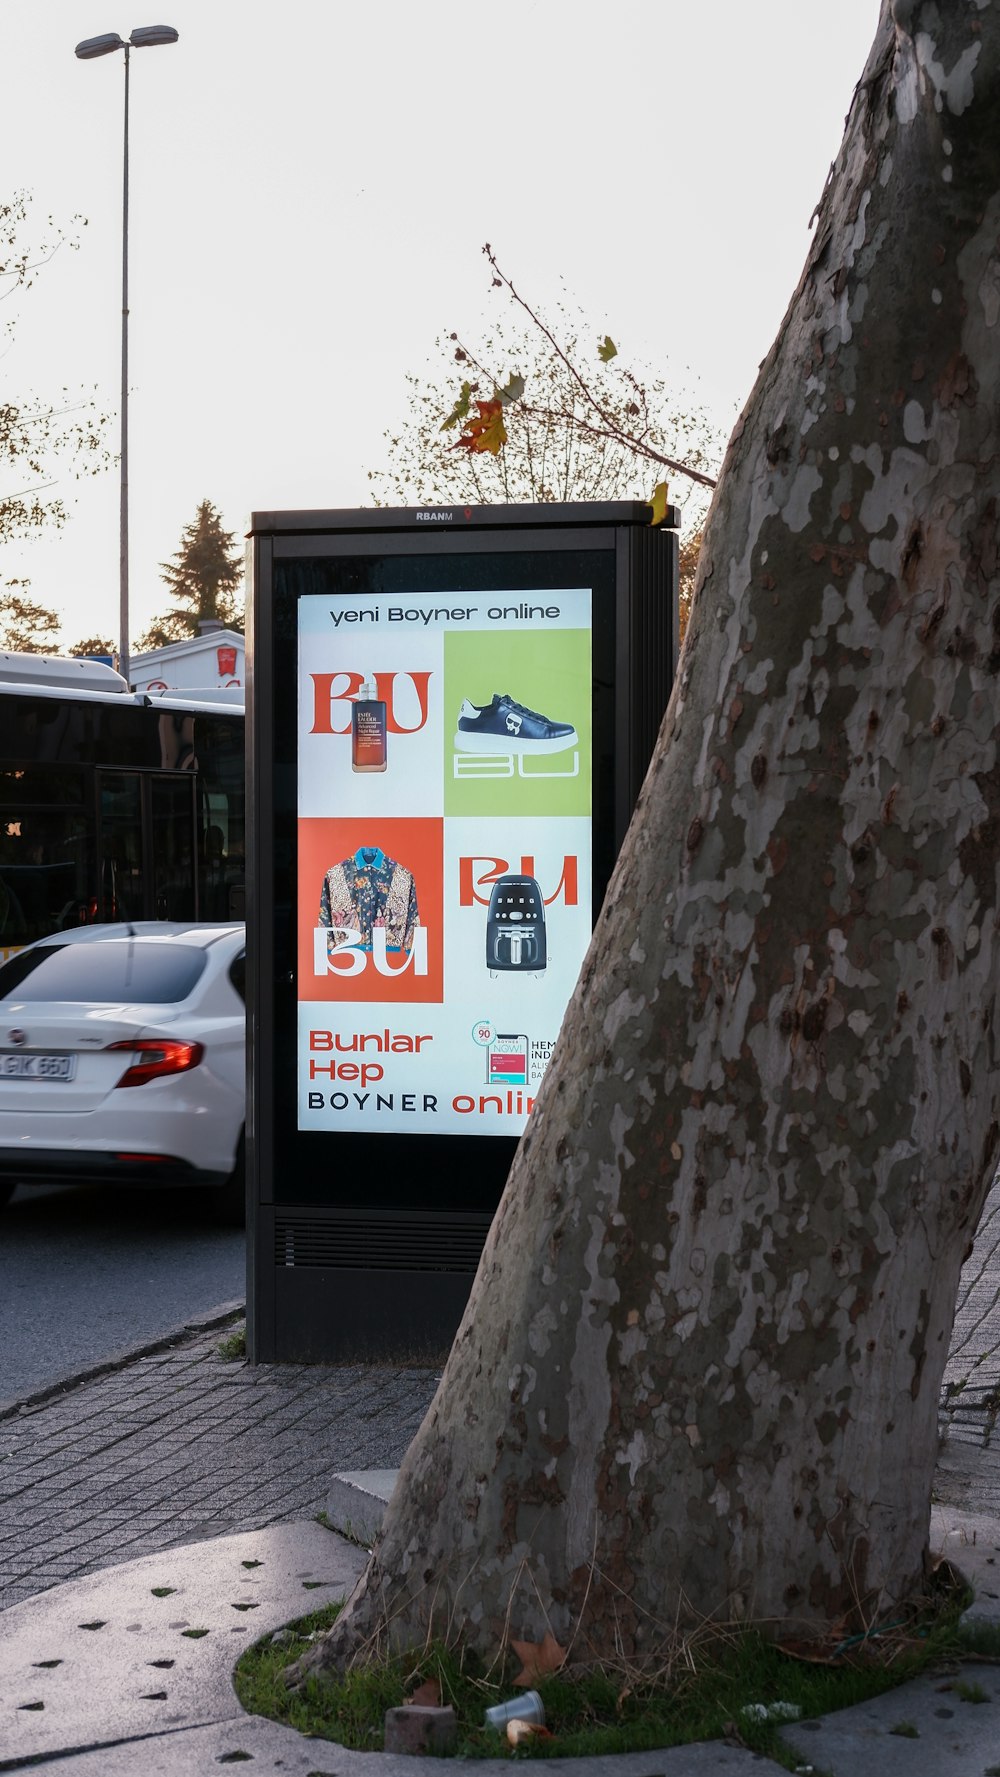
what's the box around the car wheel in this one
[208,1132,246,1228]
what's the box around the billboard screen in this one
[296,587,593,1136]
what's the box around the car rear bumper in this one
[0,1069,243,1179]
[0,1149,230,1188]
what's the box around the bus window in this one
[0,673,244,946]
[98,772,143,921]
[0,813,93,942]
[196,730,244,920]
[158,710,197,771]
[200,822,230,920]
[150,775,197,920]
[0,763,87,805]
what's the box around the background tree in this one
[137,498,243,649]
[0,589,60,653]
[67,636,115,659]
[367,291,724,641]
[678,522,704,639]
[298,0,1000,1678]
[0,192,108,582]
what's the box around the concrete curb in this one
[325,1470,397,1547]
[0,1300,246,1424]
[0,1519,369,1771]
[2,1510,999,1776]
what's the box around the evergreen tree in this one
[140,500,243,647]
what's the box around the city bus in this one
[0,653,245,956]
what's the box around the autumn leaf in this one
[598,334,617,363]
[405,1677,442,1706]
[452,399,508,456]
[510,1630,567,1685]
[496,371,526,406]
[648,480,670,526]
[439,381,474,432]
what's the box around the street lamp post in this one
[75,26,178,687]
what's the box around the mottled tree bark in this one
[303,0,1000,1670]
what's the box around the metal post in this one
[75,27,177,684]
[119,44,130,688]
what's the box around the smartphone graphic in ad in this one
[488,1034,528,1087]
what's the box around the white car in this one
[0,922,246,1224]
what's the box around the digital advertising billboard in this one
[296,588,594,1137]
[247,501,678,1363]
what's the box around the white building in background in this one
[129,623,244,695]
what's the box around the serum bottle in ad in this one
[351,675,387,773]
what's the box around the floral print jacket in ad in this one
[318,845,419,954]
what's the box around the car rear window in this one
[0,943,208,1004]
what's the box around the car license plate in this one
[0,1053,77,1081]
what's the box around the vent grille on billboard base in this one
[274,1211,493,1273]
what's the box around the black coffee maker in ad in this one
[486,873,547,974]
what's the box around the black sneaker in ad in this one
[454,693,578,755]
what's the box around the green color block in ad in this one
[443,628,592,818]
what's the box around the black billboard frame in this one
[246,502,679,1364]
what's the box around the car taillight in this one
[106,1039,204,1088]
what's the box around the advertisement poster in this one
[296,589,592,1135]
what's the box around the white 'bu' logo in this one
[314,927,428,977]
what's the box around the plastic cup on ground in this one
[484,1689,545,1730]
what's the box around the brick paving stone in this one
[942,1167,1000,1409]
[0,1325,438,1612]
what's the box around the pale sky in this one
[1,0,880,647]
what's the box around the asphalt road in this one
[0,1182,245,1407]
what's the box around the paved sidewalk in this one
[0,1168,1000,1776]
[942,1167,1000,1448]
[2,1167,1000,1615]
[0,1329,439,1614]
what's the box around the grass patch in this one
[217,1325,247,1362]
[234,1602,1000,1761]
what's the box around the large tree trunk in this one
[303,0,1000,1671]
